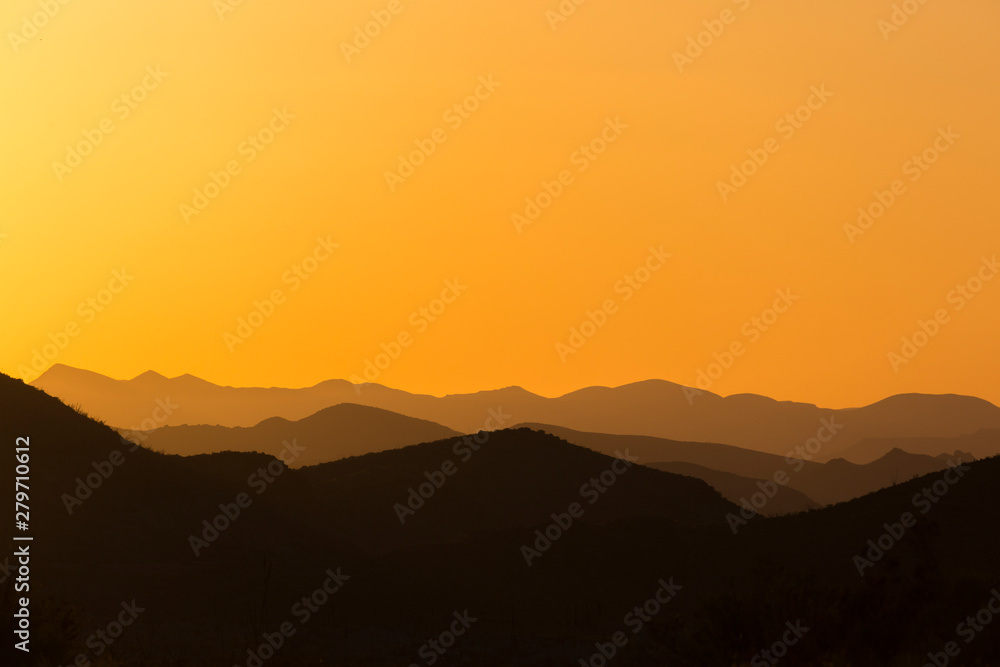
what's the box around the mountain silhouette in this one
[833,428,1000,464]
[131,403,460,466]
[298,427,736,554]
[32,365,1000,456]
[4,371,1000,665]
[524,424,966,506]
[646,461,818,516]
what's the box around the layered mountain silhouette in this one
[128,404,972,510]
[834,428,1000,464]
[298,429,735,554]
[4,371,1000,665]
[519,424,970,507]
[32,364,1000,457]
[130,403,460,466]
[0,372,733,663]
[646,461,818,516]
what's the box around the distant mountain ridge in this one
[646,461,819,516]
[523,424,968,507]
[31,364,1000,457]
[833,428,1000,464]
[131,403,461,467]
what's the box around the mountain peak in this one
[32,363,119,387]
[131,370,168,382]
[870,392,1000,411]
[442,385,538,399]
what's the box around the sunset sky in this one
[2,0,998,407]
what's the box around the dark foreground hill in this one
[298,428,734,553]
[2,373,1000,666]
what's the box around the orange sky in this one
[2,0,998,408]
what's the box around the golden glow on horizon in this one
[1,0,998,407]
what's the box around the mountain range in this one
[131,403,460,467]
[3,370,1000,665]
[32,364,1000,461]
[520,423,968,508]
